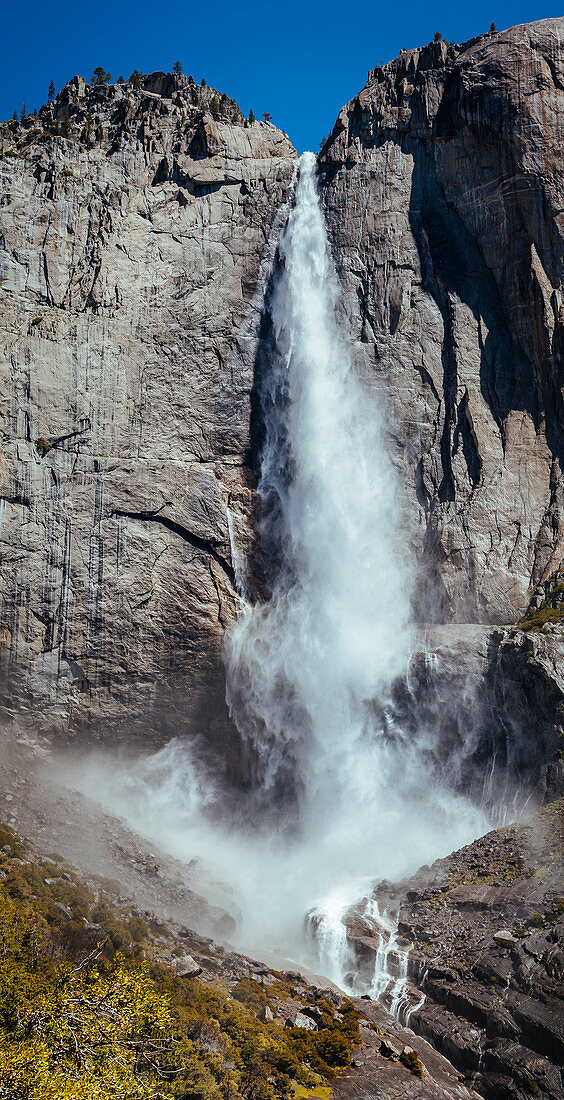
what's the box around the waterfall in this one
[62,152,491,997]
[226,150,412,809]
[222,151,489,982]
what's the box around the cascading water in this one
[226,150,413,804]
[61,152,491,1001]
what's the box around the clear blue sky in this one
[2,0,557,151]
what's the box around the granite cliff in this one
[321,17,564,625]
[1,21,563,764]
[0,72,295,754]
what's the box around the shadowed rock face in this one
[0,73,296,757]
[320,18,564,624]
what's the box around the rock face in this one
[0,27,563,775]
[320,18,564,623]
[0,73,296,753]
[345,802,564,1100]
[387,623,564,809]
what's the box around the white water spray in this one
[59,153,490,993]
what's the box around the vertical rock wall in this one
[0,74,296,755]
[320,18,564,623]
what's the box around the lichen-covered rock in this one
[0,73,296,753]
[320,18,564,624]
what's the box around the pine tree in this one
[490,22,497,31]
[12,109,17,121]
[249,107,255,124]
[201,77,207,87]
[48,80,56,103]
[129,70,143,89]
[21,103,26,119]
[262,111,272,122]
[173,60,183,74]
[117,75,125,84]
[209,95,220,116]
[92,67,109,85]
[434,31,442,41]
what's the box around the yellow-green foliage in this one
[399,1049,424,1078]
[0,908,176,1098]
[284,1000,360,1079]
[35,436,53,456]
[0,823,360,1099]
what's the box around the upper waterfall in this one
[226,151,413,809]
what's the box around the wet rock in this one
[346,801,564,1100]
[380,1036,403,1059]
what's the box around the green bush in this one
[518,569,564,631]
[400,1049,424,1078]
[35,436,53,456]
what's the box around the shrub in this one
[0,820,360,1100]
[35,437,53,456]
[128,914,148,942]
[232,977,267,1011]
[518,569,564,632]
[400,1048,424,1077]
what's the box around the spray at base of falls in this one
[58,152,492,1001]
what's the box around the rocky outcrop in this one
[0,73,296,753]
[345,802,564,1100]
[320,18,564,623]
[387,622,564,809]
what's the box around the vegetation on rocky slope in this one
[0,823,360,1100]
[518,569,564,632]
[0,65,256,157]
